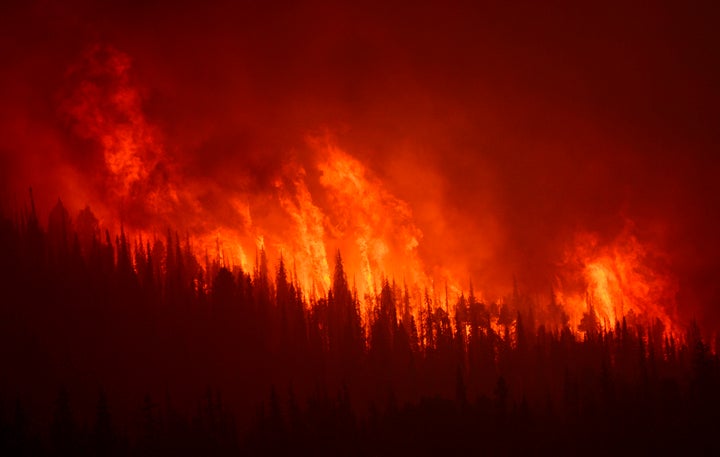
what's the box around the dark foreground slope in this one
[1,202,718,455]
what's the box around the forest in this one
[1,197,718,456]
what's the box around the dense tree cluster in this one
[1,198,718,455]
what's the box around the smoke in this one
[1,1,719,331]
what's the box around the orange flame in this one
[275,166,331,295]
[55,44,683,335]
[556,227,679,335]
[63,46,162,196]
[314,137,427,296]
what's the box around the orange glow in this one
[63,46,169,201]
[275,166,331,296]
[556,228,679,335]
[315,138,427,295]
[31,43,687,336]
[4,5,720,452]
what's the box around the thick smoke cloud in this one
[1,1,719,330]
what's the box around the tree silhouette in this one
[92,389,115,457]
[0,198,718,454]
[51,388,75,457]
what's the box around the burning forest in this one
[1,1,720,455]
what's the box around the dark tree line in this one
[1,197,719,455]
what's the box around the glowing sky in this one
[1,0,719,330]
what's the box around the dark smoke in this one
[1,1,719,330]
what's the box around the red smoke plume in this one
[1,1,719,334]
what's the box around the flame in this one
[63,46,166,198]
[57,45,440,307]
[49,44,685,334]
[314,137,428,297]
[556,228,679,334]
[275,166,331,295]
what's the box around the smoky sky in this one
[2,1,720,329]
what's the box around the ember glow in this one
[557,228,679,334]
[4,20,720,335]
[2,2,720,454]
[39,43,684,333]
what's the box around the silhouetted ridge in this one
[0,199,718,455]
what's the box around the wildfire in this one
[57,45,431,303]
[556,228,679,335]
[38,43,687,335]
[275,165,331,295]
[62,46,168,200]
[314,137,427,297]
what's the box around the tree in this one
[211,267,236,312]
[92,389,115,457]
[494,376,509,420]
[51,387,76,457]
[579,298,601,338]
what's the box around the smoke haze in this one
[1,1,719,330]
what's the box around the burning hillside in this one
[4,43,682,335]
[1,1,719,455]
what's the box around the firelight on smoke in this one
[41,43,684,334]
